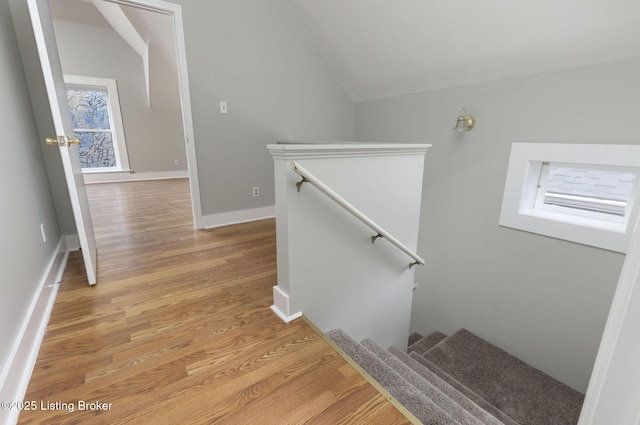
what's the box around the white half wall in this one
[269,143,430,349]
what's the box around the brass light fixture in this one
[453,108,475,131]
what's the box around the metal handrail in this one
[291,160,425,268]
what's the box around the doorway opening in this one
[48,0,202,229]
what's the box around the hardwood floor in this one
[18,179,411,424]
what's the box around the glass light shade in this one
[453,116,467,131]
[453,112,475,131]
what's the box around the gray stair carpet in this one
[361,338,501,425]
[389,346,520,425]
[409,331,424,346]
[326,329,461,425]
[408,331,447,355]
[422,329,584,425]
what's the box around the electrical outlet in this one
[175,159,180,166]
[252,186,259,197]
[40,223,47,243]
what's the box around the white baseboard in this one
[0,238,68,425]
[202,206,275,229]
[83,170,189,184]
[270,286,302,323]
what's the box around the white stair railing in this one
[291,160,425,268]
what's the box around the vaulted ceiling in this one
[49,1,640,104]
[287,0,640,102]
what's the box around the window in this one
[535,163,637,223]
[500,143,640,253]
[64,75,130,173]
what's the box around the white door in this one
[13,0,98,285]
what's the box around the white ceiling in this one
[49,1,640,104]
[287,0,640,102]
[49,0,111,28]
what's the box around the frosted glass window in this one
[76,132,115,168]
[535,163,637,220]
[67,89,110,129]
[66,88,116,169]
[64,76,129,174]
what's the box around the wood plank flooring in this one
[18,179,410,424]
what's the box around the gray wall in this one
[52,20,187,174]
[0,0,62,385]
[48,0,355,222]
[354,60,640,392]
[175,0,354,215]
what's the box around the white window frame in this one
[64,75,130,173]
[499,143,640,253]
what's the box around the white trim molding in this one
[269,142,431,160]
[0,238,68,425]
[270,286,302,323]
[578,204,640,424]
[202,206,275,229]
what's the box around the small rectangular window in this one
[499,143,640,253]
[534,163,638,223]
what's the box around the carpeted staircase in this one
[326,328,584,425]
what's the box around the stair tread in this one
[422,329,584,425]
[408,331,447,355]
[326,329,461,425]
[408,332,423,346]
[390,346,519,425]
[362,338,501,425]
[407,351,521,425]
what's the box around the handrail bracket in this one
[296,177,309,192]
[371,233,383,244]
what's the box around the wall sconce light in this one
[453,108,475,131]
